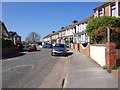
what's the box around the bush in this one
[65,40,70,46]
[86,16,120,36]
[111,66,118,70]
[116,43,120,49]
[86,16,120,44]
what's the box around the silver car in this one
[51,44,67,56]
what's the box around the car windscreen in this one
[54,44,65,48]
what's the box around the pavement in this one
[65,50,119,88]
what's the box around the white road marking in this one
[1,65,34,73]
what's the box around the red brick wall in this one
[75,43,78,51]
[105,42,116,68]
[85,43,90,57]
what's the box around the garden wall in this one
[90,45,106,67]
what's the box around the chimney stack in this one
[72,20,78,23]
[61,27,64,29]
[52,31,55,33]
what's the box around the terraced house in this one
[74,15,94,44]
[43,0,120,46]
[51,31,59,44]
[58,27,67,44]
[94,0,120,17]
[43,34,52,43]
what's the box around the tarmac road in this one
[2,48,69,88]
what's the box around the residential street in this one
[1,1,120,89]
[2,48,70,88]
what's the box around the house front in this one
[51,32,59,44]
[74,15,94,44]
[58,27,67,44]
[65,20,78,45]
[94,0,120,17]
[43,34,52,43]
[9,31,21,45]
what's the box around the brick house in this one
[65,20,78,44]
[58,27,68,44]
[94,0,120,17]
[9,31,21,45]
[43,34,52,43]
[50,31,59,44]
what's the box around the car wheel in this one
[51,52,53,56]
[64,53,67,57]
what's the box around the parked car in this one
[51,44,67,56]
[46,43,53,48]
[23,45,33,52]
[42,43,53,48]
[31,44,37,51]
[42,43,48,48]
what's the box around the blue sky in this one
[2,2,102,41]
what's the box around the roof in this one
[9,31,21,38]
[43,33,52,39]
[77,15,94,24]
[94,0,116,11]
[0,21,8,32]
[43,31,59,39]
[43,15,93,39]
[0,21,9,37]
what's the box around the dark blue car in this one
[43,43,53,48]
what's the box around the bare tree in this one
[25,32,40,43]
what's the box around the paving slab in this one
[65,50,118,88]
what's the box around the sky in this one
[2,2,102,41]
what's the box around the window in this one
[82,24,84,30]
[17,37,20,41]
[55,44,65,48]
[98,9,103,16]
[111,4,116,16]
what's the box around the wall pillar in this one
[73,42,75,50]
[105,42,116,68]
[85,43,90,57]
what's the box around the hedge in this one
[86,16,120,36]
[86,16,120,46]
[0,37,14,48]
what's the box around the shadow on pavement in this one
[2,52,26,59]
